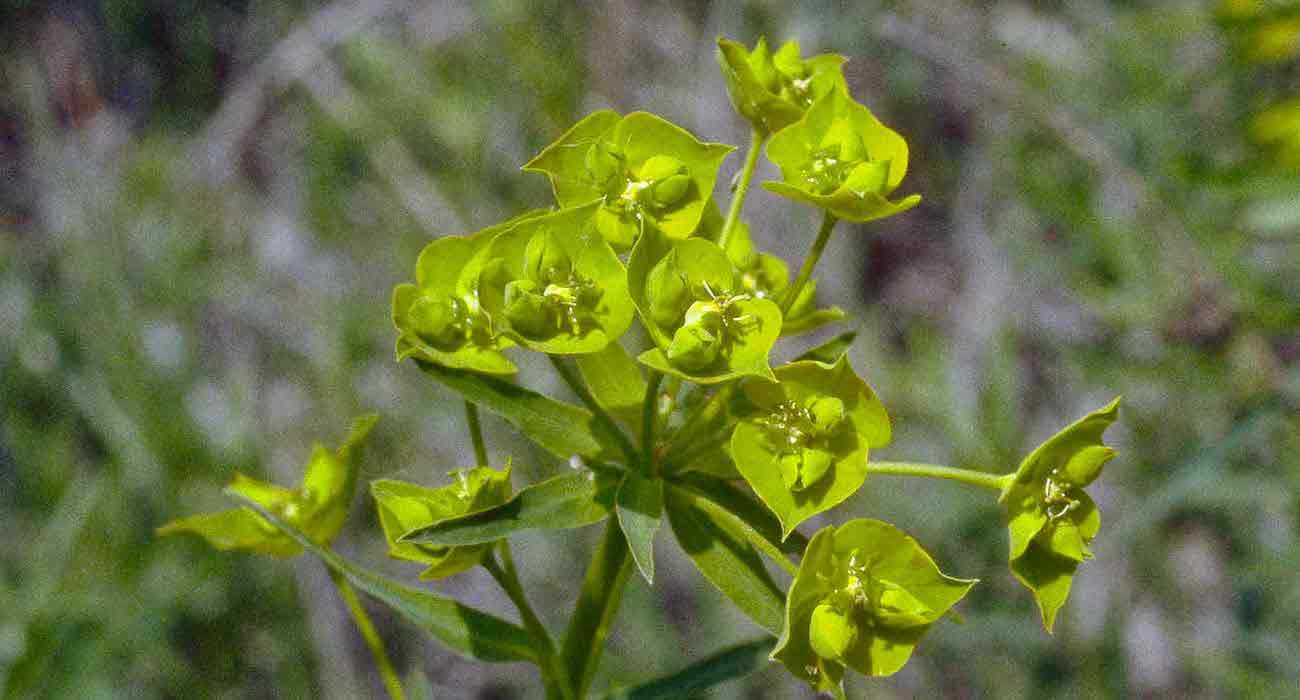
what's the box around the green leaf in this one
[478,204,636,355]
[158,415,378,556]
[576,340,648,434]
[155,509,301,558]
[732,357,890,537]
[668,480,798,575]
[301,414,379,542]
[562,521,634,698]
[674,476,808,555]
[234,496,537,664]
[780,305,846,337]
[616,471,664,583]
[414,359,610,459]
[762,89,920,224]
[999,397,1120,632]
[716,37,846,134]
[664,485,785,634]
[604,638,774,700]
[402,469,620,547]
[773,519,975,691]
[794,331,857,365]
[522,109,623,206]
[1009,540,1081,633]
[371,464,512,580]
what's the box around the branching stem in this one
[328,569,407,700]
[868,461,1013,491]
[548,355,639,466]
[718,126,766,251]
[484,544,573,700]
[642,371,664,474]
[781,212,838,315]
[465,400,488,467]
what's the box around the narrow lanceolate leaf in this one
[794,331,857,365]
[576,341,648,434]
[675,475,809,554]
[616,471,663,583]
[414,359,609,459]
[669,479,800,574]
[604,638,774,700]
[664,485,785,635]
[402,469,620,547]
[234,497,536,664]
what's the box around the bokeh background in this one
[3,1,1299,698]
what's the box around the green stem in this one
[465,400,488,467]
[484,544,573,700]
[664,384,735,465]
[780,212,838,315]
[548,354,639,466]
[717,126,766,251]
[560,521,634,698]
[642,371,664,474]
[327,569,407,700]
[867,461,1012,491]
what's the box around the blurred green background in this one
[2,1,1298,698]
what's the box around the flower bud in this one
[650,174,692,208]
[1058,445,1116,488]
[523,231,572,285]
[594,204,639,248]
[585,141,624,186]
[503,280,555,338]
[666,322,721,371]
[408,294,465,350]
[805,396,845,433]
[646,254,690,328]
[873,583,936,628]
[809,601,856,661]
[778,452,802,489]
[638,155,687,183]
[797,447,834,489]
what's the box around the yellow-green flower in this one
[157,415,378,557]
[773,519,976,692]
[371,464,512,580]
[1000,398,1120,631]
[764,88,921,223]
[717,37,847,133]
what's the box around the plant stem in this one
[548,354,639,466]
[664,384,734,465]
[717,126,766,251]
[484,544,573,700]
[464,400,488,467]
[867,461,1012,491]
[780,212,838,315]
[327,568,407,700]
[642,371,664,473]
[560,521,634,698]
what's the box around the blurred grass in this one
[2,1,1298,698]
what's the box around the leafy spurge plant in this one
[160,35,1121,699]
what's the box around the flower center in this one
[1042,475,1080,521]
[801,147,861,195]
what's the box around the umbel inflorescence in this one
[161,36,1120,699]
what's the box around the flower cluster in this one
[160,33,1121,700]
